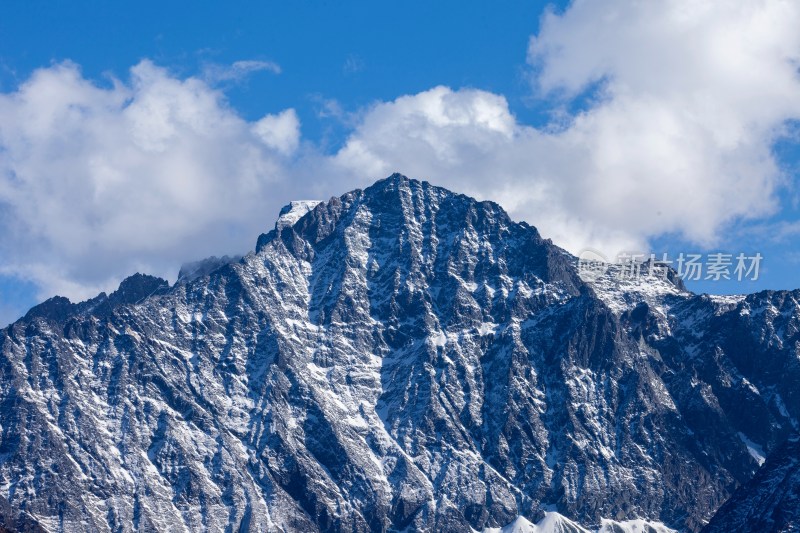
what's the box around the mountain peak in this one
[276,200,322,230]
[177,255,241,283]
[369,171,412,188]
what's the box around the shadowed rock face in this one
[0,174,798,532]
[702,437,800,532]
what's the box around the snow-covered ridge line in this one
[483,513,677,533]
[276,199,322,229]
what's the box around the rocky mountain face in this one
[0,174,797,532]
[701,437,800,532]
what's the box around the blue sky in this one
[1,1,557,134]
[0,1,799,325]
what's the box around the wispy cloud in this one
[735,219,800,244]
[342,54,365,75]
[202,59,281,84]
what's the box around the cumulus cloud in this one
[329,85,638,254]
[0,60,300,301]
[528,0,800,243]
[330,0,800,256]
[252,109,300,155]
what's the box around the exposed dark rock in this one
[702,437,800,532]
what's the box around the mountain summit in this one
[0,174,798,532]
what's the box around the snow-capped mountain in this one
[0,174,797,532]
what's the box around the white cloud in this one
[202,59,281,83]
[329,85,639,255]
[252,109,300,155]
[0,60,300,301]
[331,0,800,256]
[526,0,800,244]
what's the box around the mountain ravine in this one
[0,174,798,532]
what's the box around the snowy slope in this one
[485,513,677,533]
